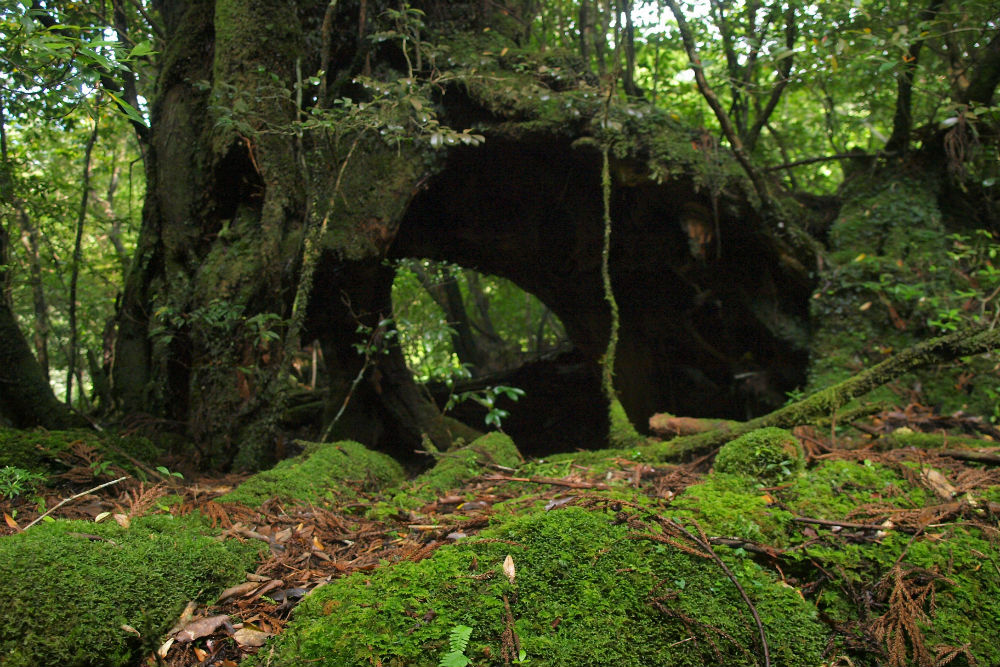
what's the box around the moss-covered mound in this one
[783,460,1000,665]
[0,514,257,667]
[672,457,1000,665]
[254,506,826,667]
[218,440,405,507]
[713,427,805,484]
[388,432,521,509]
[0,427,162,477]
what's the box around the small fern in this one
[438,624,473,667]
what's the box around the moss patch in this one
[0,514,257,667]
[713,427,805,485]
[218,440,405,508]
[0,427,162,477]
[254,506,825,667]
[808,170,998,416]
[669,472,793,545]
[778,459,996,664]
[407,433,519,497]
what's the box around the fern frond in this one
[438,624,473,667]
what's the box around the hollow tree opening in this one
[390,261,606,456]
[390,136,812,438]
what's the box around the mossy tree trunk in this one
[113,0,818,469]
[1,137,80,428]
[806,153,998,417]
[0,297,81,429]
[113,0,458,468]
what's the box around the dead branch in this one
[23,476,128,530]
[482,475,610,490]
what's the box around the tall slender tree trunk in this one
[13,201,51,379]
[66,115,100,407]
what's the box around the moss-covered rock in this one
[253,505,825,667]
[781,460,997,665]
[713,427,804,485]
[669,472,793,545]
[642,454,1000,665]
[0,514,257,667]
[218,440,405,508]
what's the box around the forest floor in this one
[3,404,1000,666]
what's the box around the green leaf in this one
[105,91,148,128]
[128,40,156,58]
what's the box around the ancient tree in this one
[109,0,816,468]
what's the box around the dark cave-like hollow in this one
[389,137,812,442]
[303,135,813,459]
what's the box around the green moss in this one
[0,514,258,667]
[875,431,995,450]
[408,433,519,497]
[808,170,998,416]
[0,428,163,478]
[321,138,430,261]
[218,440,405,508]
[255,506,825,667]
[670,472,793,545]
[713,427,805,485]
[607,398,647,448]
[776,459,1000,664]
[372,433,521,518]
[783,459,928,520]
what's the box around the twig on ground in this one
[664,518,771,667]
[24,476,129,530]
[481,475,610,490]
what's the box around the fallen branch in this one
[24,476,128,530]
[708,536,783,558]
[937,450,1000,465]
[481,475,610,490]
[793,516,886,531]
[647,326,1000,461]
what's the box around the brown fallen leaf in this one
[176,614,231,643]
[217,581,261,602]
[233,628,271,647]
[249,579,285,602]
[157,637,174,658]
[921,468,957,499]
[4,512,20,530]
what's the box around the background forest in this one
[3,2,1000,667]
[2,0,997,433]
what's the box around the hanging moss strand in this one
[600,146,619,405]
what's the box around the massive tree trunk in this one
[806,146,999,418]
[113,0,816,469]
